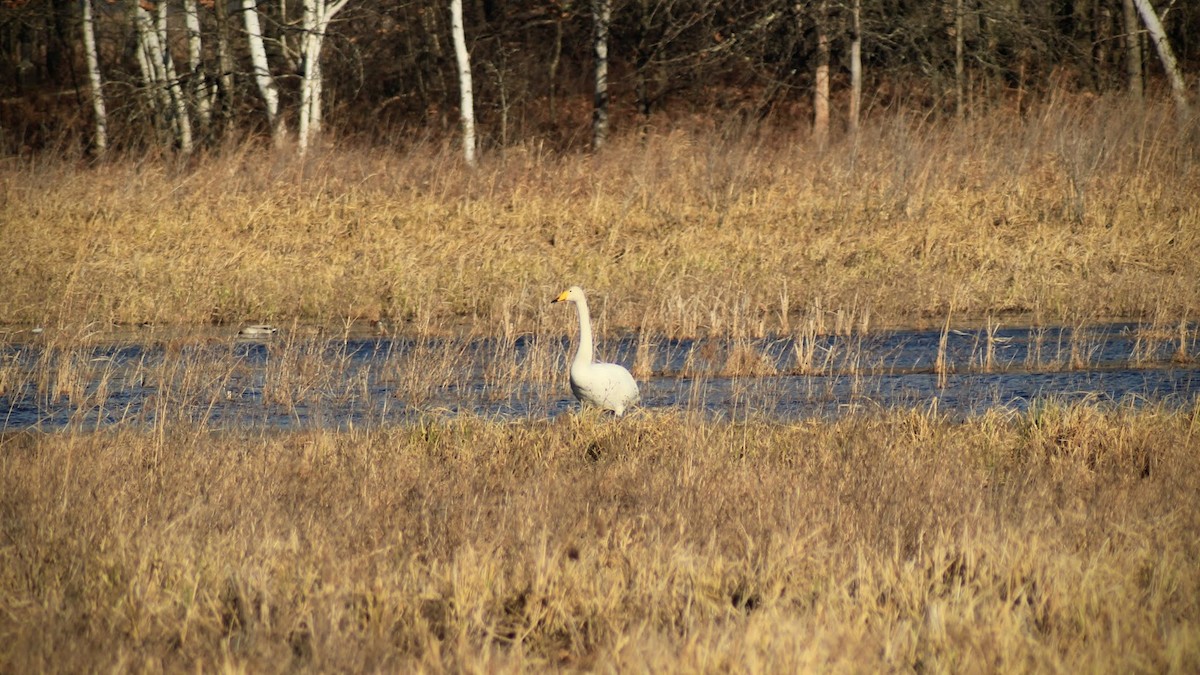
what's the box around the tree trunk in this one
[243,0,286,146]
[450,0,476,166]
[80,0,106,154]
[849,0,861,135]
[133,0,192,153]
[549,18,562,125]
[299,0,350,155]
[813,14,830,147]
[155,1,193,153]
[592,0,611,150]
[1122,0,1143,100]
[132,4,170,123]
[954,0,965,119]
[1131,0,1187,114]
[184,0,211,136]
[214,0,236,137]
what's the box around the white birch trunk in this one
[449,0,476,166]
[592,0,611,150]
[184,0,212,133]
[298,1,319,155]
[134,1,192,153]
[814,23,829,147]
[133,3,169,110]
[849,0,861,136]
[243,0,286,146]
[156,0,193,153]
[81,0,107,153]
[1131,0,1188,115]
[298,0,349,155]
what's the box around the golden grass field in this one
[1,98,1198,337]
[2,98,1200,671]
[2,406,1198,672]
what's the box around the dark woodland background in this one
[1,0,1197,155]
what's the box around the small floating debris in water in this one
[238,324,279,338]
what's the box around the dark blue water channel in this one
[1,323,1197,431]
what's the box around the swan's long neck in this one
[573,296,595,368]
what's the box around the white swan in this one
[553,286,640,416]
[237,324,278,338]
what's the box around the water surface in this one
[2,323,1196,431]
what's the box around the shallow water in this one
[2,323,1197,431]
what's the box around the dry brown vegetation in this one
[2,98,1198,338]
[3,100,1200,671]
[1,404,1198,671]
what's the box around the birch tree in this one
[183,0,212,136]
[133,0,193,153]
[811,1,831,147]
[155,0,192,152]
[214,0,236,134]
[242,0,286,146]
[80,0,106,153]
[592,0,611,150]
[1122,0,1143,100]
[449,0,476,166]
[298,0,350,155]
[1131,0,1189,116]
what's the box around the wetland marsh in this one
[3,103,1200,671]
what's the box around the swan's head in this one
[552,286,586,304]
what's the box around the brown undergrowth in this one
[1,404,1198,672]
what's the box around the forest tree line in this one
[0,0,1196,157]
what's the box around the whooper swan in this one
[238,324,278,338]
[553,286,640,416]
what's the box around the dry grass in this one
[2,98,1198,338]
[1,404,1198,671]
[2,97,1199,672]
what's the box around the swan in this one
[553,286,640,416]
[238,324,278,338]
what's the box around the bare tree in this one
[298,0,351,155]
[954,0,965,119]
[80,0,106,154]
[450,0,476,166]
[593,0,612,150]
[812,1,831,147]
[213,0,237,136]
[133,0,193,153]
[183,0,212,137]
[1122,0,1143,100]
[1131,0,1188,116]
[10,0,1200,155]
[243,0,286,146]
[849,0,862,135]
[154,0,192,152]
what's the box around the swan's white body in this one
[553,286,640,416]
[238,324,278,338]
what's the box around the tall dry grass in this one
[1,404,1198,671]
[3,96,1199,672]
[1,98,1197,338]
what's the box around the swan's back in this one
[570,360,640,416]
